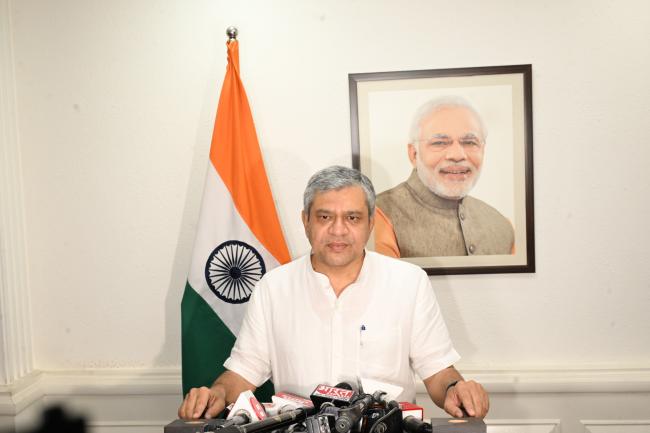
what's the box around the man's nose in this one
[328,216,348,235]
[444,140,467,161]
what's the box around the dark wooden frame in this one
[349,64,535,275]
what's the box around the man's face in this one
[302,186,374,273]
[408,106,485,200]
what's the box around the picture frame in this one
[349,64,535,275]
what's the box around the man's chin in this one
[318,252,360,269]
[323,256,353,268]
[430,182,473,200]
[417,169,475,200]
[427,173,480,199]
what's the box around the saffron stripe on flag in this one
[210,40,290,265]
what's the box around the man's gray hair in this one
[303,166,376,217]
[408,95,488,144]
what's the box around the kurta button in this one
[468,244,476,254]
[459,212,465,221]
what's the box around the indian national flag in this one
[181,39,290,397]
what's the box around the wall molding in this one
[582,420,650,425]
[582,419,650,433]
[43,368,182,395]
[0,0,34,385]
[0,371,42,415]
[0,368,180,416]
[1,366,649,416]
[417,366,650,393]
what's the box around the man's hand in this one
[178,385,226,420]
[443,380,489,419]
[178,371,256,420]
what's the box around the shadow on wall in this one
[2,406,87,433]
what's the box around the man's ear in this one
[408,143,418,168]
[301,210,309,228]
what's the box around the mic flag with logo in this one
[181,38,291,395]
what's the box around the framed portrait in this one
[349,64,534,275]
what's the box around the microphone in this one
[371,391,398,410]
[304,414,335,433]
[274,392,315,410]
[214,408,307,433]
[402,416,432,433]
[358,378,403,402]
[264,392,315,416]
[310,383,357,411]
[226,390,267,422]
[221,412,250,428]
[364,391,402,433]
[398,402,423,420]
[334,394,373,433]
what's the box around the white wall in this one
[2,0,650,431]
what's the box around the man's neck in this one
[310,253,365,297]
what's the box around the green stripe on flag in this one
[181,282,274,401]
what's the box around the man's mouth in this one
[327,242,348,252]
[439,166,472,181]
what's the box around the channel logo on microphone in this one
[310,382,358,410]
[313,385,355,401]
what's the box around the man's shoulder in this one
[366,251,427,280]
[364,252,431,299]
[376,182,413,216]
[376,182,409,204]
[261,254,308,283]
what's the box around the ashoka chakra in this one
[204,240,266,304]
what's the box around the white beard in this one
[415,153,481,200]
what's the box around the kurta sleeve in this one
[223,279,272,387]
[409,272,461,380]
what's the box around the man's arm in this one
[423,366,489,418]
[178,370,256,420]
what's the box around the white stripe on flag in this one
[188,164,280,336]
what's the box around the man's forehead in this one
[431,132,481,138]
[422,106,483,133]
[311,186,368,212]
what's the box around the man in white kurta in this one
[179,166,489,420]
[224,250,459,402]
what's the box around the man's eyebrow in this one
[314,209,364,216]
[461,133,480,139]
[430,133,450,139]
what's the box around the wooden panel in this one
[583,420,650,433]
